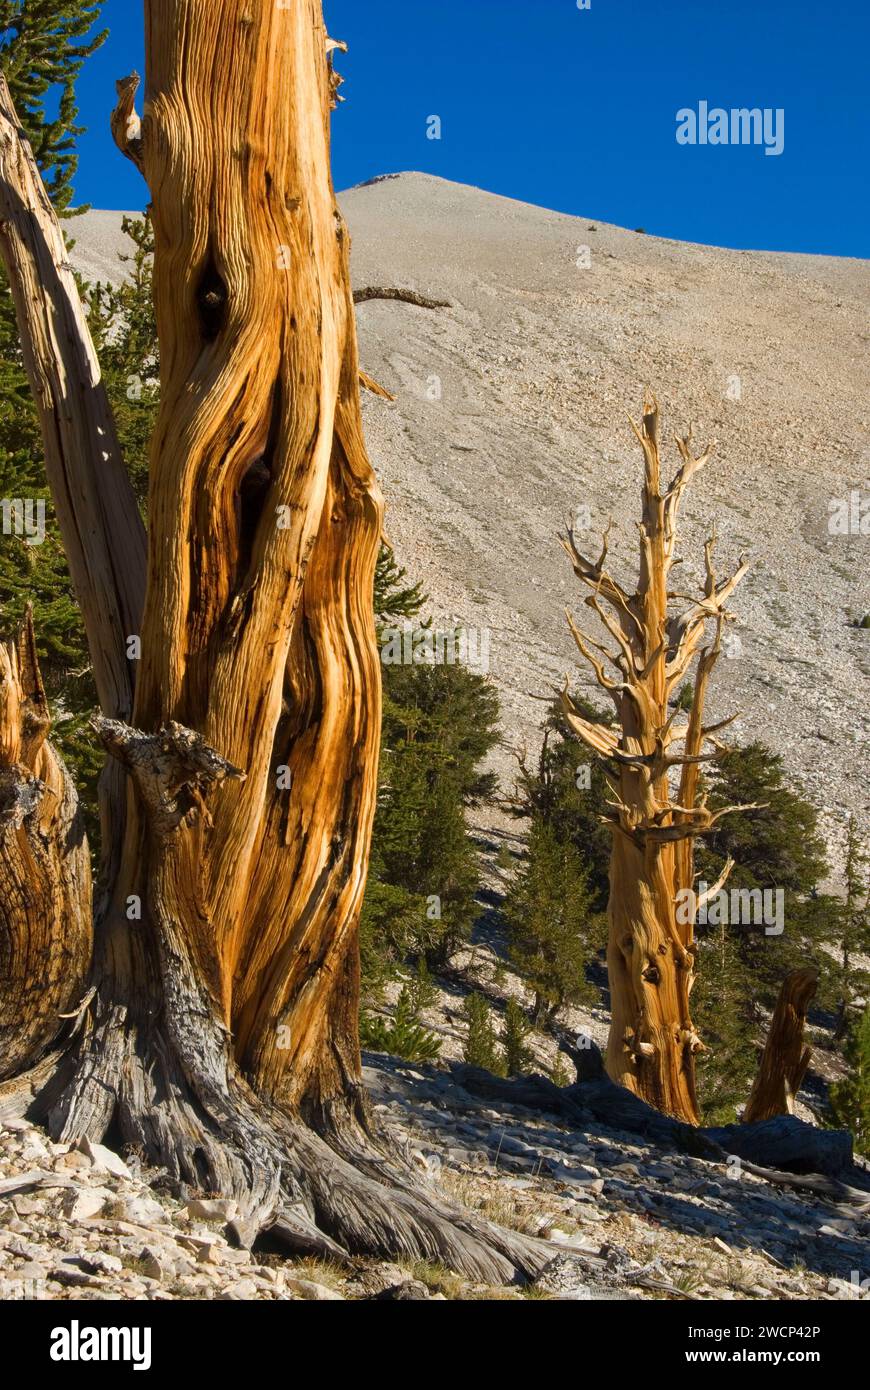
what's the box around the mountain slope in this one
[70,173,870,870]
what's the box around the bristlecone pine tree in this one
[0,0,551,1282]
[742,967,818,1124]
[560,394,754,1124]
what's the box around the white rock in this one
[284,1276,344,1301]
[62,1250,123,1275]
[220,1278,260,1300]
[113,1194,167,1226]
[77,1137,131,1179]
[186,1197,238,1222]
[19,1136,51,1163]
[62,1188,111,1221]
[139,1246,171,1282]
[53,1150,93,1173]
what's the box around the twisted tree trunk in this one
[0,0,550,1283]
[0,611,91,1080]
[0,71,146,895]
[560,396,752,1124]
[743,967,818,1124]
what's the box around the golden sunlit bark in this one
[560,394,752,1123]
[47,0,390,1206]
[0,0,549,1282]
[743,967,819,1124]
[0,611,91,1080]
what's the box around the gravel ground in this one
[2,1059,868,1303]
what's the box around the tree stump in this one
[743,967,819,1124]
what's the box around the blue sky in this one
[73,0,868,256]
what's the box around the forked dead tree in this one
[560,394,752,1124]
[0,0,550,1281]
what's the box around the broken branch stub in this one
[93,716,246,835]
[110,71,144,174]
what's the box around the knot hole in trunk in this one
[197,262,228,341]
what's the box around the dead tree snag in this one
[560,394,752,1124]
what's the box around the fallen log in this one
[707,1113,854,1177]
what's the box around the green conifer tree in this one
[410,955,438,1012]
[549,1053,571,1087]
[502,996,534,1076]
[359,982,442,1064]
[509,696,613,911]
[87,215,158,501]
[363,653,500,983]
[0,1,105,211]
[462,992,505,1075]
[693,917,759,1124]
[832,816,870,1035]
[373,545,426,627]
[697,742,831,1003]
[701,743,827,897]
[829,1006,870,1157]
[693,742,839,1118]
[0,3,107,831]
[505,816,599,1024]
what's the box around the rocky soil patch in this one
[2,1055,868,1302]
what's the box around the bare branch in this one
[359,369,396,401]
[560,525,635,624]
[695,856,735,913]
[353,286,450,309]
[571,623,621,671]
[110,72,144,174]
[662,429,715,567]
[560,682,621,757]
[585,592,638,674]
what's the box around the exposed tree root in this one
[450,1061,719,1157]
[6,978,551,1283]
[726,1158,870,1212]
[284,1124,552,1283]
[0,1048,68,1125]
